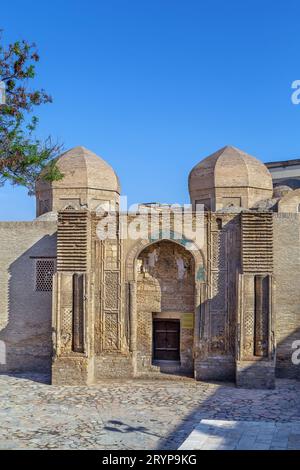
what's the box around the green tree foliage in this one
[0,32,63,193]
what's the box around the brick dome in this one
[188,146,273,211]
[35,146,120,216]
[36,146,120,193]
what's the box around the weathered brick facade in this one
[1,145,300,388]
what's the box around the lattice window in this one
[35,259,56,292]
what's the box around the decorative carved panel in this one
[209,221,228,354]
[61,306,72,351]
[241,275,255,358]
[244,309,255,337]
[62,307,72,334]
[243,309,255,358]
[211,232,226,270]
[104,271,119,310]
[101,238,122,352]
[104,312,119,350]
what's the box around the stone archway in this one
[126,237,206,376]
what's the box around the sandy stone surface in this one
[1,374,300,450]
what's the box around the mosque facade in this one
[0,145,300,388]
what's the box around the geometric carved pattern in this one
[244,309,255,337]
[240,275,255,359]
[57,210,88,272]
[102,237,121,352]
[241,212,273,273]
[211,232,226,270]
[243,308,255,358]
[35,259,55,291]
[104,312,118,350]
[62,307,73,333]
[209,223,228,354]
[61,306,73,352]
[104,271,119,310]
[211,232,219,269]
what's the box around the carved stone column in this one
[128,281,137,376]
[236,212,275,389]
[52,210,93,385]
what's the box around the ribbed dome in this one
[188,146,273,211]
[36,146,120,193]
[35,146,121,217]
[189,146,273,192]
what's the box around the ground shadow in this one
[104,420,160,439]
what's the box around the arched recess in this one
[126,234,207,376]
[278,188,300,213]
[126,234,206,283]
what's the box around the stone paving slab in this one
[178,419,300,450]
[1,374,300,449]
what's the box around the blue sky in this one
[1,0,300,220]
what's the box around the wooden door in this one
[153,319,180,361]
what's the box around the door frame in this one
[152,318,181,362]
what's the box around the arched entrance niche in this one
[126,236,206,376]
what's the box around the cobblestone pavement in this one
[1,374,300,450]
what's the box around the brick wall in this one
[0,221,57,373]
[273,214,300,378]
